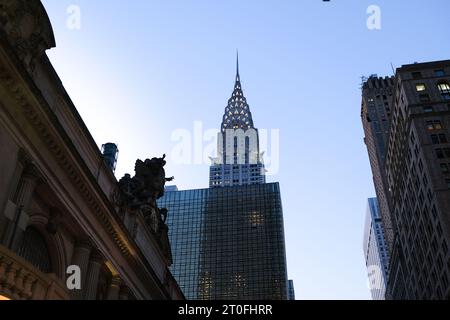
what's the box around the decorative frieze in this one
[0,63,134,259]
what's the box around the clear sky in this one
[42,0,450,300]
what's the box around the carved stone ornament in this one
[0,0,56,69]
[115,155,174,262]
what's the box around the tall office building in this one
[363,60,450,300]
[159,183,288,300]
[159,58,289,299]
[363,198,390,300]
[361,75,395,255]
[287,280,296,300]
[209,55,266,188]
[385,60,450,299]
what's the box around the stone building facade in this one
[363,60,450,299]
[361,75,395,255]
[0,0,183,300]
[385,61,450,299]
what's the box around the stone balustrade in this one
[0,245,70,300]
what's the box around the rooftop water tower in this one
[101,143,119,172]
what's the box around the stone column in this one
[70,241,91,300]
[0,149,28,216]
[1,150,32,243]
[83,253,103,300]
[106,275,122,300]
[5,165,40,251]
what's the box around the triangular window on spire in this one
[219,55,256,131]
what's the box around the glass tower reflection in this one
[158,183,288,300]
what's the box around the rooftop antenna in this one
[390,62,396,76]
[360,75,368,89]
[236,49,239,76]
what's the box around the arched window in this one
[17,227,52,273]
[437,82,450,100]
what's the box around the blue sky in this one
[42,0,450,299]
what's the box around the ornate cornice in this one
[0,2,179,297]
[0,61,177,299]
[0,65,133,259]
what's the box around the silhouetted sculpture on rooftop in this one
[114,154,174,262]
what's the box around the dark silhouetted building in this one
[386,60,450,299]
[0,0,182,300]
[361,75,395,254]
[158,183,288,300]
[288,280,295,300]
[362,60,450,300]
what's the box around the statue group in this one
[114,155,174,259]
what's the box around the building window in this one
[436,149,445,159]
[412,72,422,79]
[426,120,443,131]
[431,134,447,144]
[435,69,445,77]
[423,106,434,113]
[419,94,431,102]
[441,148,450,158]
[437,82,450,100]
[440,163,449,174]
[416,84,427,92]
[17,227,52,274]
[431,134,439,144]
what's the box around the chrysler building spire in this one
[221,54,255,132]
[210,55,266,188]
[236,50,240,80]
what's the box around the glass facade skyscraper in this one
[362,61,450,299]
[363,198,390,300]
[159,56,289,300]
[287,280,295,300]
[158,183,288,300]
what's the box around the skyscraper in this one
[361,75,395,255]
[363,198,390,300]
[159,57,289,299]
[209,54,266,188]
[385,60,450,299]
[159,183,288,300]
[287,280,296,300]
[362,60,450,300]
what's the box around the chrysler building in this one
[209,55,266,188]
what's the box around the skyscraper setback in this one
[159,58,289,300]
[362,60,450,300]
[361,75,395,254]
